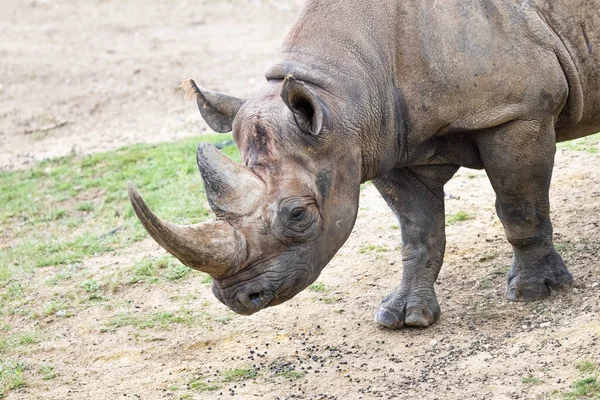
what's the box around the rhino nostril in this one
[249,291,265,307]
[235,289,271,311]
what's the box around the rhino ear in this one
[281,75,324,135]
[181,79,247,133]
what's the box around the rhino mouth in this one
[268,272,310,306]
[211,260,312,315]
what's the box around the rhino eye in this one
[274,197,320,243]
[284,205,316,234]
[290,207,306,221]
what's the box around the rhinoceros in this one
[128,0,600,329]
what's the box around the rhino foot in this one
[374,289,440,329]
[507,252,573,302]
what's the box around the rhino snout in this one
[212,281,276,315]
[236,289,273,312]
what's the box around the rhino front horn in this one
[196,142,266,217]
[128,183,247,278]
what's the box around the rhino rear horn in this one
[196,142,266,217]
[128,183,247,278]
[181,79,247,133]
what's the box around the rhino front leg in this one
[372,164,459,329]
[475,119,573,302]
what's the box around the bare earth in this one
[1,1,599,399]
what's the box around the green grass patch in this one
[320,295,343,304]
[106,311,195,330]
[103,308,226,331]
[222,367,257,382]
[129,257,163,284]
[45,266,77,287]
[559,133,600,154]
[308,282,328,293]
[0,134,238,287]
[199,274,212,286]
[16,332,37,346]
[277,370,305,380]
[358,244,389,254]
[577,360,598,375]
[555,242,575,253]
[0,360,26,397]
[2,283,23,300]
[521,376,542,385]
[446,211,474,224]
[128,255,190,284]
[81,279,100,294]
[77,202,94,212]
[529,302,548,316]
[164,263,190,281]
[81,278,105,301]
[478,278,493,290]
[43,297,74,318]
[564,376,600,399]
[0,331,39,354]
[188,377,220,392]
[185,367,259,394]
[43,300,62,316]
[37,364,56,381]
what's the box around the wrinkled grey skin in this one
[133,0,600,329]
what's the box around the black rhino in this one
[128,0,600,329]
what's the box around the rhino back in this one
[269,0,599,172]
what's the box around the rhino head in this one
[129,76,362,315]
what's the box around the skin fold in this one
[130,0,600,329]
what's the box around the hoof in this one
[374,290,439,330]
[405,306,435,327]
[374,307,405,329]
[507,257,573,302]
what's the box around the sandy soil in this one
[2,1,599,399]
[0,0,302,170]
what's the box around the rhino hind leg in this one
[475,119,574,302]
[373,165,459,329]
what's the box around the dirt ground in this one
[1,1,599,399]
